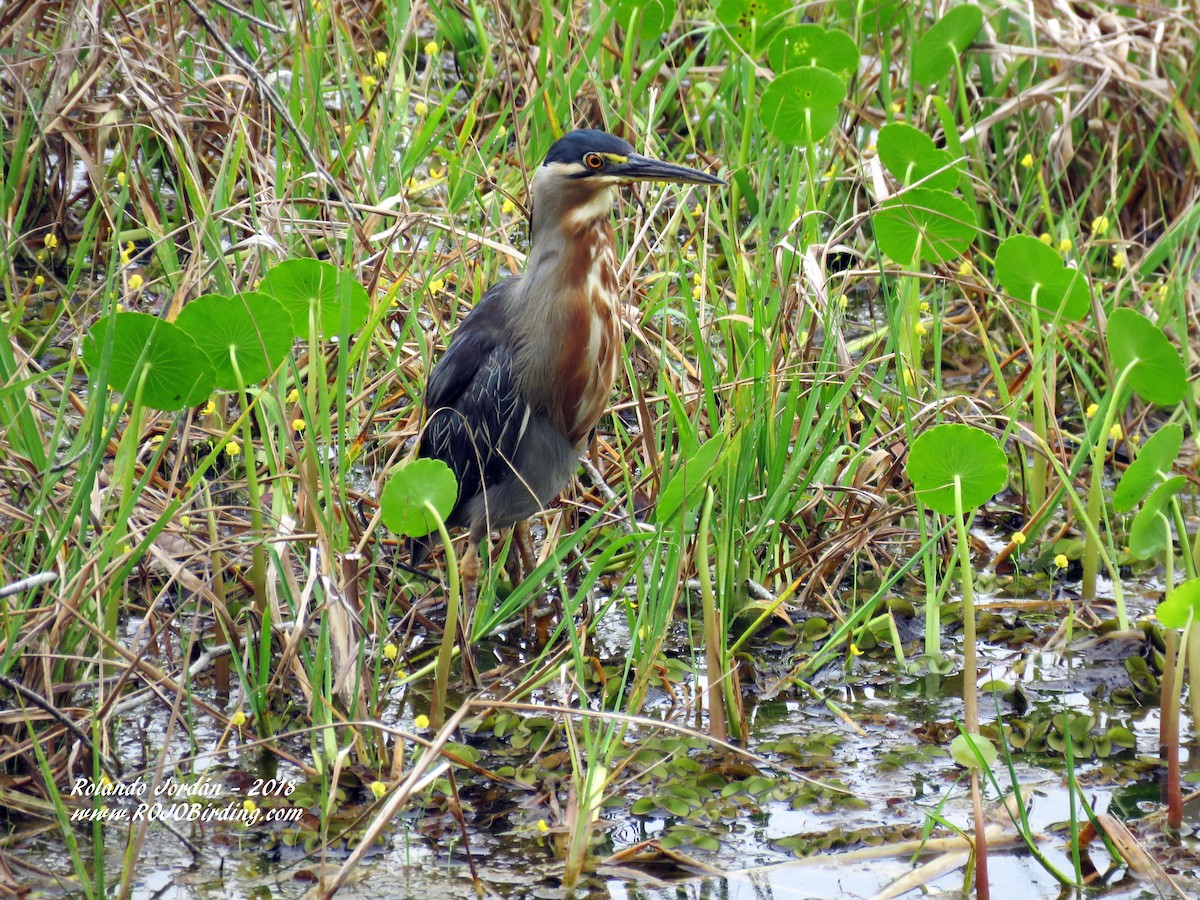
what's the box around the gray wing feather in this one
[416,278,531,532]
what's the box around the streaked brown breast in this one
[553,220,622,448]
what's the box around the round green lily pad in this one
[907,423,1007,515]
[876,123,960,192]
[83,311,214,411]
[175,292,295,390]
[950,732,997,769]
[874,188,977,266]
[760,67,847,145]
[994,234,1089,321]
[768,24,860,79]
[913,4,984,85]
[1113,423,1183,513]
[380,458,458,538]
[1157,577,1200,629]
[258,259,369,339]
[1106,308,1187,406]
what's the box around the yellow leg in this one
[458,542,481,686]
[513,520,537,580]
[460,541,481,611]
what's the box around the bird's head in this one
[539,129,725,188]
[529,129,723,234]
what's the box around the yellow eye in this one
[584,152,604,169]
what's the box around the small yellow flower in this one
[109,402,121,414]
[374,50,388,67]
[230,709,247,728]
[890,101,903,114]
[536,819,550,834]
[957,259,971,276]
[1112,251,1127,270]
[500,197,516,215]
[43,233,58,250]
[1085,402,1099,418]
[148,434,164,448]
[1054,554,1069,569]
[117,171,127,188]
[414,714,430,730]
[838,295,848,309]
[361,74,377,91]
[414,100,428,116]
[496,126,507,139]
[1110,422,1123,441]
[286,388,300,404]
[383,642,399,661]
[180,515,192,527]
[1130,432,1141,445]
[691,285,703,300]
[902,368,914,388]
[34,274,45,287]
[369,780,387,799]
[799,330,809,343]
[225,440,241,457]
[201,399,216,415]
[120,246,132,265]
[128,273,144,291]
[1058,238,1073,253]
[99,774,113,790]
[1091,215,1109,235]
[114,302,124,312]
[692,272,703,286]
[292,418,306,432]
[122,543,132,555]
[849,643,863,657]
[429,277,446,293]
[430,166,444,179]
[918,301,930,313]
[913,322,927,336]
[1038,232,1052,245]
[1020,153,1033,168]
[242,798,257,815]
[424,40,440,56]
[1011,531,1026,546]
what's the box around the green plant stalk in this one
[985,702,1078,886]
[1034,432,1128,628]
[103,367,151,657]
[561,710,607,890]
[918,496,943,666]
[1171,502,1200,732]
[896,254,923,396]
[697,487,728,742]
[231,354,269,614]
[953,479,978,734]
[1061,710,1084,883]
[26,714,98,900]
[1027,303,1048,513]
[427,499,459,731]
[1082,366,1134,603]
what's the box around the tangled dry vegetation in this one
[1,2,1198,890]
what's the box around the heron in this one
[413,128,723,613]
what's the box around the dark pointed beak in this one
[616,153,725,186]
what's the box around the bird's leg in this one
[513,520,538,581]
[503,530,523,587]
[511,520,545,640]
[458,541,481,686]
[460,540,481,610]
